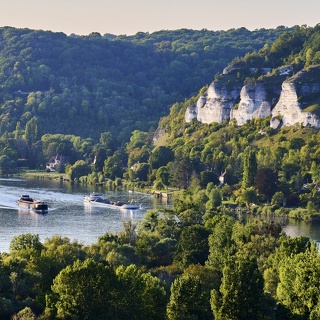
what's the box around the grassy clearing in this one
[15,170,67,180]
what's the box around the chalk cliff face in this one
[270,82,320,129]
[185,66,320,129]
[186,81,272,125]
[230,84,271,125]
[185,82,240,124]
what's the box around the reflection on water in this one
[241,212,320,247]
[282,219,320,246]
[0,178,166,253]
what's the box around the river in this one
[0,177,168,253]
[0,177,319,253]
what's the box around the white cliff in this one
[185,82,240,124]
[270,82,320,129]
[230,84,271,125]
[186,66,320,129]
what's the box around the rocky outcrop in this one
[230,84,271,125]
[186,81,272,126]
[186,65,320,129]
[270,82,320,129]
[152,127,166,144]
[185,81,241,124]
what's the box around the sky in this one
[1,0,320,36]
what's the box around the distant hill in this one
[0,26,291,144]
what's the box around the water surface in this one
[0,178,166,253]
[0,178,319,253]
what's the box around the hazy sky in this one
[1,0,320,36]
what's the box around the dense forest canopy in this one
[0,26,290,144]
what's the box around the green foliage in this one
[9,234,43,255]
[115,264,167,320]
[206,187,222,210]
[12,306,37,320]
[126,130,149,151]
[175,225,210,268]
[276,249,320,317]
[65,160,91,181]
[4,23,320,320]
[206,216,237,272]
[211,255,271,320]
[242,148,257,188]
[103,153,123,179]
[149,146,174,170]
[52,259,118,319]
[255,168,278,201]
[156,166,171,186]
[234,187,258,207]
[167,275,210,320]
[0,155,16,175]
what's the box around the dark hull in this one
[18,200,48,213]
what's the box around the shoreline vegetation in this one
[13,169,173,198]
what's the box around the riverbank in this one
[15,170,68,181]
[13,170,172,197]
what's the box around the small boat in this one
[17,195,48,213]
[120,199,140,210]
[83,193,111,205]
[83,193,140,210]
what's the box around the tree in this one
[9,234,43,256]
[51,259,118,320]
[149,146,174,170]
[66,160,91,181]
[211,256,270,320]
[0,155,15,175]
[235,187,258,207]
[12,307,36,320]
[3,255,41,303]
[310,161,320,183]
[103,154,123,179]
[276,248,320,317]
[200,171,219,188]
[126,130,149,151]
[175,225,210,268]
[129,162,150,181]
[263,235,310,297]
[172,156,193,189]
[99,131,114,151]
[206,216,237,273]
[242,148,257,188]
[92,147,107,172]
[116,264,167,320]
[271,191,285,206]
[2,147,18,161]
[206,187,222,209]
[167,275,210,320]
[25,117,42,148]
[255,168,278,202]
[156,166,171,187]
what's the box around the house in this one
[130,162,140,171]
[46,155,70,172]
[219,169,227,186]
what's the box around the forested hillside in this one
[142,24,320,219]
[4,25,320,320]
[0,26,290,143]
